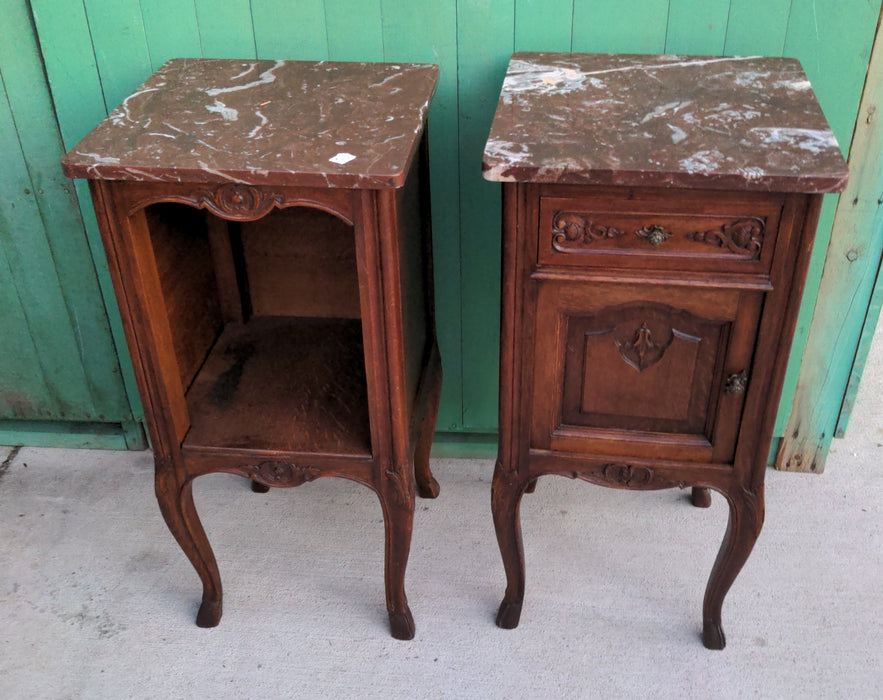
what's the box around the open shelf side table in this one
[483,53,848,649]
[63,58,441,640]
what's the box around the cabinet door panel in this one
[531,281,762,463]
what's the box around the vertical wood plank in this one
[251,0,329,60]
[773,0,882,438]
[572,0,670,54]
[193,0,256,59]
[515,0,573,52]
[31,0,147,424]
[457,0,515,432]
[836,265,883,436]
[723,0,792,56]
[777,6,883,471]
[30,0,109,142]
[665,0,731,55]
[0,73,93,417]
[139,0,202,70]
[325,0,384,61]
[81,0,154,109]
[1,0,130,419]
[381,1,462,431]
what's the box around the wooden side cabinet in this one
[483,53,848,649]
[63,59,441,639]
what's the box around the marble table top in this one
[62,58,438,189]
[483,53,848,193]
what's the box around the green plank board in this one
[665,0,731,55]
[194,0,256,59]
[0,227,53,418]
[723,0,792,56]
[140,0,202,70]
[31,0,146,425]
[572,0,670,54]
[0,0,130,420]
[82,0,153,109]
[0,420,132,450]
[777,2,883,469]
[381,2,463,431]
[515,0,574,52]
[325,0,384,61]
[29,0,109,142]
[774,0,881,438]
[251,0,328,60]
[836,247,883,437]
[456,0,515,432]
[0,73,94,418]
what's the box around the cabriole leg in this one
[414,345,442,499]
[155,461,223,627]
[379,473,416,640]
[492,465,529,629]
[702,485,764,649]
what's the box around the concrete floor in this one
[2,334,881,698]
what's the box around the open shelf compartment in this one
[143,201,372,458]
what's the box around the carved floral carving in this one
[248,461,320,488]
[685,217,765,259]
[570,463,687,490]
[552,211,626,251]
[201,184,285,221]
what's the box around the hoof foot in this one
[416,476,440,499]
[691,487,712,508]
[388,608,415,640]
[251,480,270,494]
[196,599,222,628]
[496,599,523,629]
[702,620,726,649]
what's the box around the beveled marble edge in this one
[481,160,849,193]
[61,153,422,190]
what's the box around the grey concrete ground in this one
[1,332,882,698]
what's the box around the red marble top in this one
[62,58,438,189]
[483,53,848,193]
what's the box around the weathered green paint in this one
[773,0,881,437]
[381,2,463,432]
[0,0,141,447]
[457,0,515,432]
[5,0,880,452]
[140,0,202,70]
[778,8,883,471]
[665,0,732,54]
[572,0,669,54]
[0,420,134,450]
[252,1,328,60]
[325,0,384,61]
[193,0,256,59]
[836,253,883,437]
[515,0,574,52]
[723,0,792,55]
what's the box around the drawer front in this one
[537,189,784,274]
[530,281,763,463]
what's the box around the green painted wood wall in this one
[1,0,880,448]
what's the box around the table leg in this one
[414,343,442,500]
[492,464,529,629]
[702,484,764,649]
[379,476,416,640]
[155,460,223,628]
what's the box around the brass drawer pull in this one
[725,370,748,395]
[636,224,671,246]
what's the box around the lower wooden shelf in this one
[183,316,371,456]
